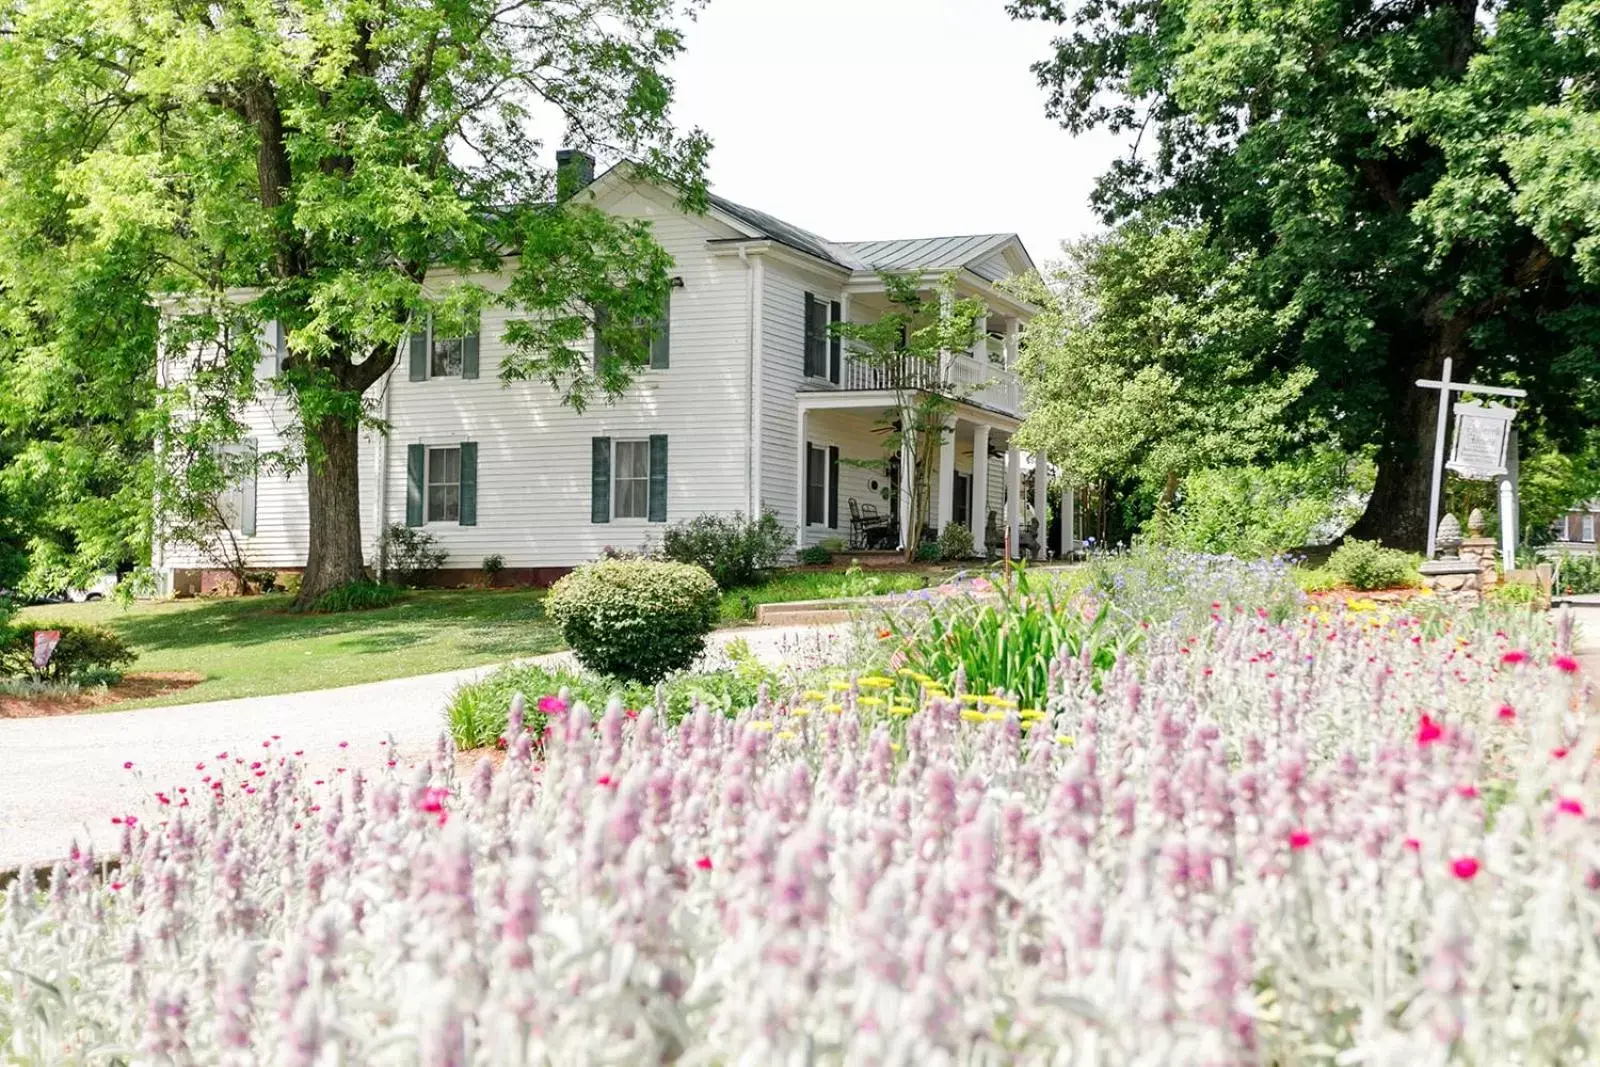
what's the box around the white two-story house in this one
[154,156,1065,591]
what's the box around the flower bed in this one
[2,604,1592,1062]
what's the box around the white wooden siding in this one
[798,411,891,548]
[159,180,753,572]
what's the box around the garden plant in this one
[0,593,1588,1062]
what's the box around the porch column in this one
[971,311,988,362]
[1004,319,1019,369]
[795,407,808,552]
[936,416,957,535]
[899,407,915,550]
[1032,451,1049,561]
[1005,442,1021,558]
[970,424,990,547]
[1063,484,1076,554]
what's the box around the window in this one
[430,332,464,378]
[613,440,651,520]
[953,471,972,529]
[408,314,479,381]
[426,446,461,523]
[214,440,257,535]
[806,445,827,525]
[803,292,829,378]
[1585,514,1595,543]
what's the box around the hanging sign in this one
[33,630,61,671]
[1445,400,1516,481]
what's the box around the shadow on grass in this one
[38,590,555,657]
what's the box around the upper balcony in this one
[831,350,1021,417]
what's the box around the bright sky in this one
[666,0,1128,268]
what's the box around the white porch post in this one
[971,311,988,362]
[1063,484,1076,554]
[1004,319,1019,369]
[899,407,915,550]
[936,417,957,535]
[1005,442,1021,558]
[1032,451,1049,560]
[970,424,990,547]
[795,407,808,552]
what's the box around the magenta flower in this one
[1554,655,1580,674]
[1416,714,1444,747]
[1288,830,1313,851]
[1502,650,1528,666]
[1558,798,1586,817]
[538,695,568,715]
[1452,857,1480,881]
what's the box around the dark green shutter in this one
[650,293,670,370]
[461,317,479,379]
[829,301,841,384]
[648,434,668,523]
[458,441,477,526]
[803,292,817,376]
[409,328,427,381]
[591,437,611,523]
[405,444,425,526]
[828,446,839,529]
[592,307,610,370]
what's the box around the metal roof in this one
[838,234,1021,280]
[708,193,1028,280]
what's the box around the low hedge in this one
[1,624,136,682]
[545,559,720,684]
[1326,538,1420,591]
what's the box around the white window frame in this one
[426,446,462,523]
[215,440,256,533]
[612,439,652,521]
[426,315,466,379]
[1584,513,1595,544]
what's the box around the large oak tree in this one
[0,0,708,604]
[1011,0,1600,549]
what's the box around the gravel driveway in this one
[0,624,847,871]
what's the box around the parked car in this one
[66,573,119,602]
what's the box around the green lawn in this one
[718,566,953,622]
[15,589,561,709]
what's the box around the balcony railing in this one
[833,352,1021,416]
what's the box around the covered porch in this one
[794,395,1066,559]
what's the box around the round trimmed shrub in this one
[546,559,720,684]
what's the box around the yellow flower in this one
[802,689,827,701]
[854,696,882,708]
[985,710,1008,722]
[1019,708,1045,720]
[959,693,983,705]
[777,730,798,741]
[746,721,774,733]
[791,708,810,718]
[824,702,845,714]
[896,667,921,678]
[888,704,916,717]
[890,742,902,752]
[1054,734,1075,746]
[858,676,894,690]
[979,694,1019,709]
[961,709,989,723]
[829,680,852,691]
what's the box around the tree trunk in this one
[1348,321,1476,551]
[296,415,367,606]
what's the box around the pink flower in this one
[596,775,612,787]
[109,882,124,891]
[1502,650,1528,665]
[1404,837,1421,852]
[123,761,134,770]
[1558,798,1586,817]
[1456,784,1478,799]
[1451,856,1480,881]
[1553,747,1571,760]
[1416,714,1444,746]
[1555,655,1580,674]
[1288,830,1313,851]
[1497,703,1516,721]
[538,695,568,715]
[695,856,713,871]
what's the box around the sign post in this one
[1415,365,1526,564]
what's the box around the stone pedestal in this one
[1420,559,1483,606]
[1458,536,1499,589]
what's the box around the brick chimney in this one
[555,148,595,201]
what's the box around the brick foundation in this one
[170,565,571,595]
